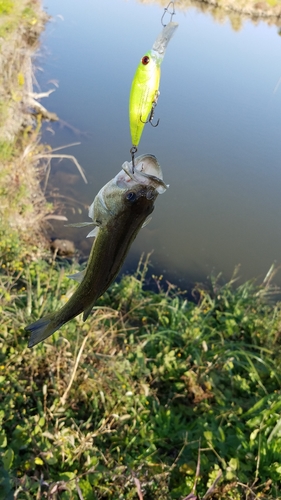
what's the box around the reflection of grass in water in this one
[139,0,281,28]
[1,255,281,498]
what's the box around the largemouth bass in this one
[26,154,168,348]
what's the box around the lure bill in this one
[129,21,178,150]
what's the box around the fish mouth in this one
[145,188,156,200]
[121,154,169,194]
[125,186,157,204]
[136,187,156,201]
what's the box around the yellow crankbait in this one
[129,21,178,152]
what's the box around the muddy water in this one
[39,0,281,289]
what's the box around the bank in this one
[0,0,51,273]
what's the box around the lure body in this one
[129,21,178,148]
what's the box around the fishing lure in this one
[129,18,178,167]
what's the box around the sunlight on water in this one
[39,0,281,288]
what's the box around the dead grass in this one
[0,1,50,258]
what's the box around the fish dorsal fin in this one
[142,216,152,228]
[86,226,99,238]
[67,270,86,283]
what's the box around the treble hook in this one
[140,91,160,127]
[140,102,160,128]
[130,146,137,174]
[161,1,176,27]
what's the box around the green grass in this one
[1,255,281,499]
[0,140,14,161]
[0,0,40,43]
[0,0,14,15]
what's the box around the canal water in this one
[39,0,281,289]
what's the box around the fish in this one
[25,154,168,348]
[129,21,178,149]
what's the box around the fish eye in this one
[126,191,137,203]
[142,55,150,65]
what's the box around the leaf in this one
[268,418,281,443]
[228,457,239,471]
[79,479,94,499]
[2,448,14,470]
[0,433,7,448]
[204,431,213,442]
[250,428,260,441]
[17,73,25,86]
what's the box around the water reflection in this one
[40,0,281,289]
[139,0,281,30]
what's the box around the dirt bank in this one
[0,0,48,140]
[0,0,50,263]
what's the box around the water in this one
[38,0,281,289]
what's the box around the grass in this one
[0,0,38,38]
[0,0,14,15]
[0,0,50,278]
[0,253,281,499]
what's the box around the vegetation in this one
[0,0,50,285]
[0,252,281,499]
[0,0,39,40]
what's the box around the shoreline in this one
[0,0,52,266]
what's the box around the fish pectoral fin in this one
[88,200,95,219]
[67,270,86,283]
[83,305,93,321]
[142,216,152,228]
[64,222,95,228]
[86,226,99,238]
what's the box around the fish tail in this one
[25,314,62,348]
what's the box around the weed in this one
[0,139,13,161]
[0,0,14,15]
[0,256,281,499]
